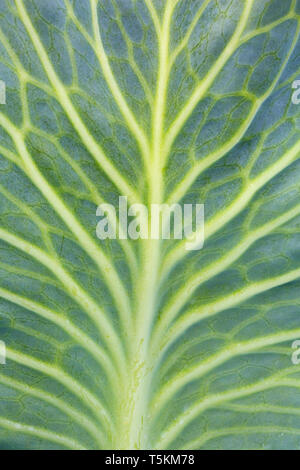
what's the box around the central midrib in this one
[118,2,174,450]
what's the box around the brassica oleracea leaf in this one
[0,0,300,450]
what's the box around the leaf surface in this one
[0,0,300,450]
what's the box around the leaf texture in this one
[0,0,299,450]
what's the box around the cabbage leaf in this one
[0,0,300,450]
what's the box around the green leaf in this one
[0,0,300,450]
